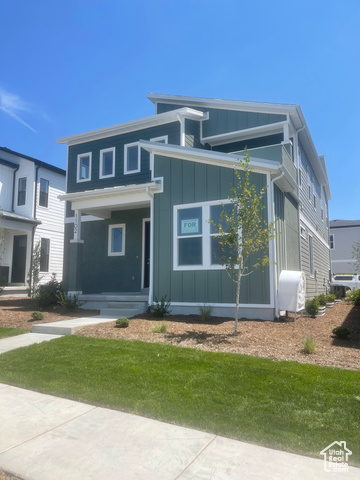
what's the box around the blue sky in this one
[1,0,359,220]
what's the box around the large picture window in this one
[108,224,126,256]
[100,147,115,179]
[77,153,92,182]
[174,201,235,270]
[124,143,140,174]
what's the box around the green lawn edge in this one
[0,327,28,339]
[0,335,359,466]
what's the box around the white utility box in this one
[278,270,306,312]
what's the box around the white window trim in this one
[150,135,168,144]
[124,142,141,175]
[38,178,49,209]
[308,234,314,277]
[108,224,126,256]
[173,199,233,271]
[77,152,92,183]
[99,147,115,179]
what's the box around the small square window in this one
[18,177,26,206]
[108,224,126,256]
[77,153,92,182]
[124,143,140,174]
[100,148,115,179]
[39,178,49,207]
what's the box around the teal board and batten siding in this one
[156,103,287,139]
[63,208,149,293]
[67,122,180,194]
[152,155,270,305]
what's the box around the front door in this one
[11,235,27,283]
[143,220,150,289]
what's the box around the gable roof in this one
[330,219,360,228]
[0,147,65,176]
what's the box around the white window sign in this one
[181,219,199,234]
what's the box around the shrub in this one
[303,337,317,354]
[326,293,336,303]
[305,298,319,317]
[353,288,360,306]
[152,322,167,333]
[316,294,327,306]
[115,317,129,328]
[30,311,44,321]
[199,304,213,321]
[56,291,84,311]
[332,326,351,339]
[345,289,355,303]
[34,274,62,308]
[148,296,171,318]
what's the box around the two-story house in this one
[0,147,66,292]
[57,94,331,319]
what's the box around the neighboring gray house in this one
[0,147,66,291]
[57,93,331,319]
[330,220,360,274]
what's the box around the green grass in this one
[0,336,359,465]
[0,327,28,339]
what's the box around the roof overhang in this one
[56,108,207,146]
[59,181,161,218]
[0,211,41,226]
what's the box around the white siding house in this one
[0,147,66,291]
[330,220,360,274]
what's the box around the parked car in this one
[330,274,360,296]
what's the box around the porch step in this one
[100,308,141,318]
[0,286,28,297]
[79,293,148,317]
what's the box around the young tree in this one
[352,240,360,273]
[27,241,42,297]
[212,151,276,334]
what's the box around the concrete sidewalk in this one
[0,384,358,480]
[0,333,63,354]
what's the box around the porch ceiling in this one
[60,182,160,218]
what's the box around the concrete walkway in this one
[30,314,118,335]
[0,333,63,354]
[0,384,358,480]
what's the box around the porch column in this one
[69,209,84,293]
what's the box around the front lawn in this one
[0,327,28,339]
[0,335,358,465]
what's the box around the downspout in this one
[270,169,285,318]
[146,186,154,307]
[11,165,20,212]
[177,114,185,147]
[29,166,40,293]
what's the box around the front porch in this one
[78,292,149,317]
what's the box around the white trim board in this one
[300,214,329,249]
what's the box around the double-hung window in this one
[17,177,26,206]
[39,178,49,207]
[108,224,126,256]
[309,234,314,276]
[100,147,115,178]
[174,201,235,270]
[77,153,92,182]
[40,238,50,272]
[124,143,140,174]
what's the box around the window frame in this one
[108,224,126,257]
[77,152,92,183]
[40,238,50,273]
[124,142,141,175]
[150,135,168,144]
[329,234,335,250]
[99,147,115,179]
[17,177,27,206]
[173,200,235,271]
[39,178,49,208]
[309,234,314,277]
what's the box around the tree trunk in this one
[234,271,241,334]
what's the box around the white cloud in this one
[0,86,37,133]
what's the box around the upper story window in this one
[40,238,50,272]
[77,153,92,182]
[329,234,334,249]
[174,200,235,270]
[17,177,26,206]
[150,135,168,144]
[39,178,49,207]
[100,147,115,179]
[124,143,140,174]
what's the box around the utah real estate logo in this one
[320,441,352,473]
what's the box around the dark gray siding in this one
[67,122,180,194]
[185,119,204,149]
[213,134,283,154]
[63,208,150,293]
[152,155,270,305]
[284,194,300,270]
